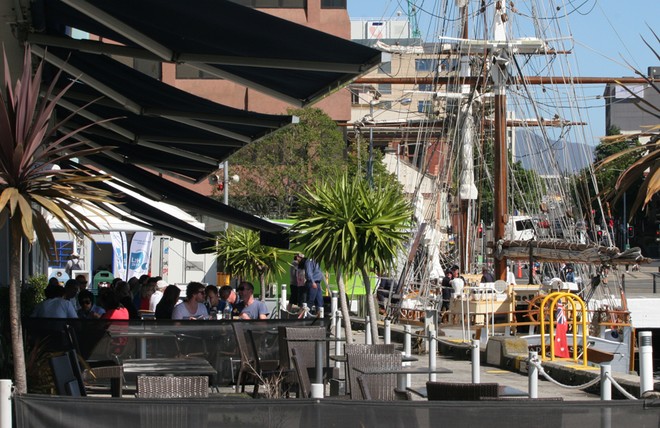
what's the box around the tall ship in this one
[350,0,657,373]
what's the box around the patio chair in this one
[346,352,403,400]
[290,348,311,398]
[356,375,411,401]
[137,376,209,428]
[136,375,209,398]
[49,350,86,397]
[425,381,500,401]
[344,343,397,396]
[232,323,280,396]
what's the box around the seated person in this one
[32,283,78,318]
[172,282,209,320]
[77,290,105,319]
[100,289,129,320]
[235,282,268,320]
[218,285,240,317]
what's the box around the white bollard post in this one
[280,284,287,313]
[335,311,343,369]
[318,306,324,319]
[600,362,612,401]
[365,316,372,344]
[331,291,338,330]
[528,351,538,399]
[404,325,412,387]
[471,339,480,384]
[429,331,437,382]
[384,319,391,344]
[0,380,11,428]
[639,331,653,396]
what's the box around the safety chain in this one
[529,358,602,390]
[605,372,638,400]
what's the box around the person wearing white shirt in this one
[149,279,168,312]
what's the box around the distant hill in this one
[513,129,594,174]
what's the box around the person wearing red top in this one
[100,289,129,320]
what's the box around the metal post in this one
[331,291,338,330]
[429,331,437,382]
[367,101,375,187]
[384,319,391,344]
[600,362,612,401]
[471,339,480,383]
[0,379,11,428]
[318,306,324,319]
[223,160,229,231]
[335,311,343,369]
[639,331,653,396]
[280,284,287,314]
[528,351,538,398]
[365,315,372,344]
[404,325,412,387]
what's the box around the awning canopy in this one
[28,0,383,107]
[37,47,296,183]
[15,0,382,248]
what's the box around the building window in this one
[48,241,74,269]
[351,91,361,105]
[418,100,433,114]
[321,0,346,7]
[415,59,437,72]
[378,61,392,75]
[229,0,307,7]
[418,84,433,92]
[378,83,392,95]
[176,64,222,79]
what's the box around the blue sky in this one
[347,1,659,144]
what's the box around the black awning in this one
[84,157,289,248]
[40,48,295,183]
[30,0,382,107]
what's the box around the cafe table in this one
[122,357,217,377]
[107,328,178,359]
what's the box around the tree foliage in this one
[291,173,413,342]
[222,106,401,218]
[225,107,347,218]
[0,47,116,394]
[212,228,288,298]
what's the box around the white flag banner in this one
[126,231,153,280]
[111,231,128,280]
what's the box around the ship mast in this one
[492,1,508,280]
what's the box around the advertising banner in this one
[111,231,128,280]
[126,231,153,280]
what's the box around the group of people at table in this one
[31,274,270,321]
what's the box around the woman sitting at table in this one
[155,285,181,319]
[172,282,209,320]
[100,289,129,320]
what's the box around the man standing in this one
[440,269,453,322]
[302,257,324,312]
[236,282,268,320]
[64,252,82,278]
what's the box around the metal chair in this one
[49,350,86,397]
[425,381,500,401]
[232,323,280,396]
[136,375,209,398]
[346,352,403,400]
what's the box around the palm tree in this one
[292,173,412,343]
[0,47,115,394]
[597,30,660,216]
[213,228,287,300]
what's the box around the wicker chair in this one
[291,348,311,398]
[136,375,209,398]
[425,381,500,401]
[346,352,402,400]
[356,374,411,401]
[344,343,397,397]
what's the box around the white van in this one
[505,216,536,241]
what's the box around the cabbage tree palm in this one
[0,47,115,394]
[213,228,287,300]
[292,173,412,343]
